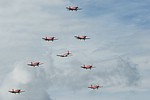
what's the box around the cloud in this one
[112,57,140,87]
[0,0,150,100]
[40,56,140,93]
[0,61,53,100]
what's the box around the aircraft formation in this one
[9,6,103,94]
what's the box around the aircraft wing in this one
[57,55,62,57]
[77,8,82,10]
[27,64,31,66]
[66,7,70,10]
[8,91,13,93]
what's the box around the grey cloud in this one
[117,58,140,86]
[91,57,141,87]
[44,56,140,92]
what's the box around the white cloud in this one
[0,0,150,100]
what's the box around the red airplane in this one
[27,61,43,67]
[9,89,25,94]
[88,85,103,90]
[81,65,95,70]
[57,51,72,57]
[66,6,81,11]
[74,35,90,40]
[42,36,58,42]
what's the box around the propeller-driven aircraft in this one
[88,85,103,90]
[42,36,58,42]
[66,6,81,11]
[9,89,25,94]
[27,61,43,67]
[74,35,90,40]
[57,51,72,57]
[81,65,95,70]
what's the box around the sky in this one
[0,0,150,100]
